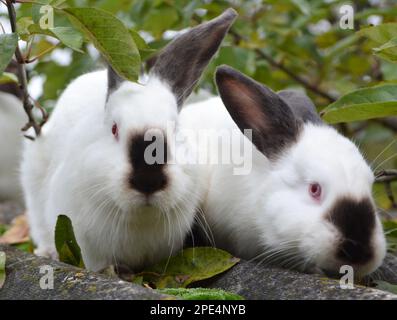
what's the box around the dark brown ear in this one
[215,65,301,159]
[278,90,322,124]
[107,65,124,98]
[151,8,237,108]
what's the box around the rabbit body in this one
[0,92,25,203]
[21,9,237,271]
[182,67,386,277]
[22,71,203,271]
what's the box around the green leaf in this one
[49,27,84,52]
[373,37,397,63]
[374,280,397,294]
[321,84,397,124]
[0,72,18,85]
[55,215,85,268]
[62,7,140,82]
[357,23,397,45]
[0,33,18,75]
[357,23,397,63]
[129,29,155,60]
[138,247,239,289]
[158,288,244,300]
[0,251,5,289]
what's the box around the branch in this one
[5,0,47,138]
[229,29,337,103]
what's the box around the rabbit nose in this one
[128,131,169,195]
[130,171,168,195]
[326,197,375,266]
[337,240,373,265]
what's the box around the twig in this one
[229,29,337,103]
[5,0,47,138]
[375,169,397,183]
[24,42,59,63]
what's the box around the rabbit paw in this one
[34,247,58,261]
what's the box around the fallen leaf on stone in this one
[0,215,29,245]
[137,247,240,289]
[0,251,5,289]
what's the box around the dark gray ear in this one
[215,65,301,159]
[151,8,237,108]
[107,66,124,98]
[278,90,322,124]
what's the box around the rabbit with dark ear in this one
[20,10,237,271]
[181,65,386,277]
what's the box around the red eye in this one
[309,183,322,200]
[112,123,118,139]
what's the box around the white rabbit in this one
[0,90,25,204]
[181,65,386,277]
[20,9,237,271]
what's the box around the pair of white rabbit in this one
[21,9,386,277]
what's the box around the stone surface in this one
[1,201,397,300]
[372,254,397,285]
[0,245,168,300]
[203,261,397,300]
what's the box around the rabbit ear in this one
[107,65,124,98]
[215,65,301,159]
[150,8,237,108]
[278,90,322,124]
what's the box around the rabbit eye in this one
[112,123,118,139]
[309,183,322,200]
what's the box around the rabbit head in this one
[102,10,237,212]
[215,65,386,277]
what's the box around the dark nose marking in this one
[128,132,168,195]
[326,197,375,265]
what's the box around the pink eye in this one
[309,183,322,200]
[112,123,118,139]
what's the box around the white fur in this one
[181,96,386,276]
[21,70,204,271]
[0,92,25,203]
